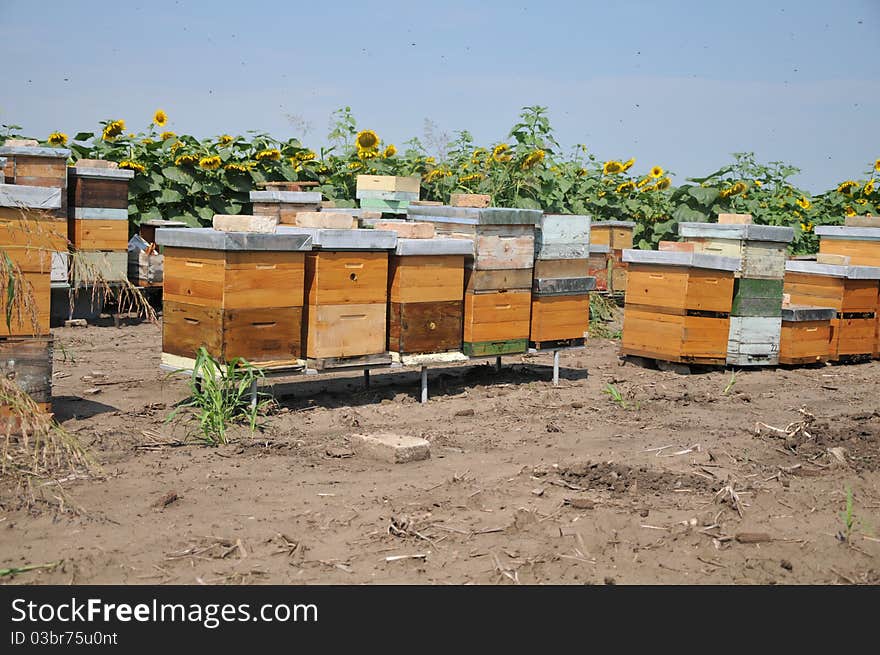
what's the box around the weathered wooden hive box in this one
[0,145,70,218]
[587,243,610,291]
[0,335,53,428]
[530,213,594,348]
[356,175,420,214]
[778,305,836,365]
[589,220,634,293]
[156,228,313,367]
[127,220,187,288]
[621,250,739,364]
[249,190,322,225]
[815,225,880,266]
[677,223,792,279]
[0,184,64,336]
[407,205,540,356]
[277,226,397,367]
[784,260,880,360]
[67,164,134,286]
[388,237,472,356]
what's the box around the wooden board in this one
[533,258,589,279]
[621,305,729,364]
[2,245,54,273]
[305,251,387,306]
[473,225,534,270]
[779,320,833,365]
[68,176,129,209]
[819,238,880,267]
[252,202,320,225]
[624,264,734,314]
[741,242,787,279]
[70,251,128,285]
[462,339,527,356]
[0,208,67,251]
[726,317,781,366]
[388,255,464,303]
[529,294,589,343]
[356,175,421,194]
[463,290,531,343]
[464,267,533,292]
[303,302,386,359]
[68,218,128,250]
[0,271,50,336]
[163,300,303,363]
[0,336,52,403]
[388,300,463,354]
[163,248,305,309]
[731,278,784,317]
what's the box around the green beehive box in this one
[731,278,784,317]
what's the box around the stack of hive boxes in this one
[276,224,398,369]
[67,162,134,287]
[0,184,65,421]
[590,220,634,293]
[621,250,739,365]
[249,189,322,224]
[156,226,313,368]
[530,214,594,349]
[815,218,880,357]
[383,221,472,360]
[407,205,540,356]
[783,260,880,361]
[677,218,793,366]
[356,175,420,215]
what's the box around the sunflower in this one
[299,150,316,161]
[864,180,875,196]
[616,181,636,193]
[47,132,68,146]
[800,222,813,233]
[170,140,185,153]
[521,149,545,170]
[637,176,651,188]
[118,160,146,173]
[622,158,635,172]
[425,168,452,183]
[316,165,330,175]
[347,161,363,171]
[224,162,248,173]
[255,148,281,162]
[152,109,168,127]
[796,196,812,210]
[837,180,858,195]
[383,144,397,158]
[576,168,587,177]
[875,158,880,172]
[655,177,671,190]
[460,173,485,184]
[142,138,154,145]
[471,148,487,164]
[199,155,222,171]
[102,119,125,141]
[754,179,763,187]
[356,130,379,150]
[358,147,379,160]
[219,134,234,146]
[856,198,868,205]
[160,131,176,140]
[719,187,733,199]
[174,153,200,166]
[844,206,856,217]
[492,144,511,164]
[602,160,623,175]
[649,165,664,179]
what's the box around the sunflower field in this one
[4,106,878,254]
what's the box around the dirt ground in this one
[2,311,879,585]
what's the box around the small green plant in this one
[722,370,738,395]
[602,383,628,409]
[167,347,269,445]
[838,487,858,543]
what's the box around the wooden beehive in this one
[815,226,880,266]
[355,175,420,214]
[731,278,784,316]
[156,228,313,366]
[727,317,782,366]
[621,250,739,364]
[778,305,836,365]
[249,190,322,225]
[677,223,793,279]
[67,166,133,253]
[784,261,880,360]
[387,239,471,355]
[590,221,634,250]
[535,213,590,260]
[0,145,69,218]
[408,205,540,355]
[529,287,594,348]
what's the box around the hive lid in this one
[781,305,837,322]
[395,237,474,256]
[591,220,635,228]
[814,225,880,240]
[276,226,397,250]
[69,166,134,180]
[0,145,71,158]
[676,222,794,243]
[406,205,541,225]
[0,183,62,210]
[248,190,322,204]
[784,260,880,279]
[588,243,610,254]
[622,248,740,271]
[155,227,313,251]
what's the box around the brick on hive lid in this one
[718,213,753,225]
[293,211,355,229]
[816,253,851,266]
[75,159,118,169]
[844,215,880,228]
[4,139,39,147]
[373,220,435,239]
[212,214,278,233]
[450,193,491,208]
[658,241,696,252]
[409,200,443,206]
[321,200,336,208]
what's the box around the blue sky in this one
[1,0,877,191]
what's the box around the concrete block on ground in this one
[351,432,430,464]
